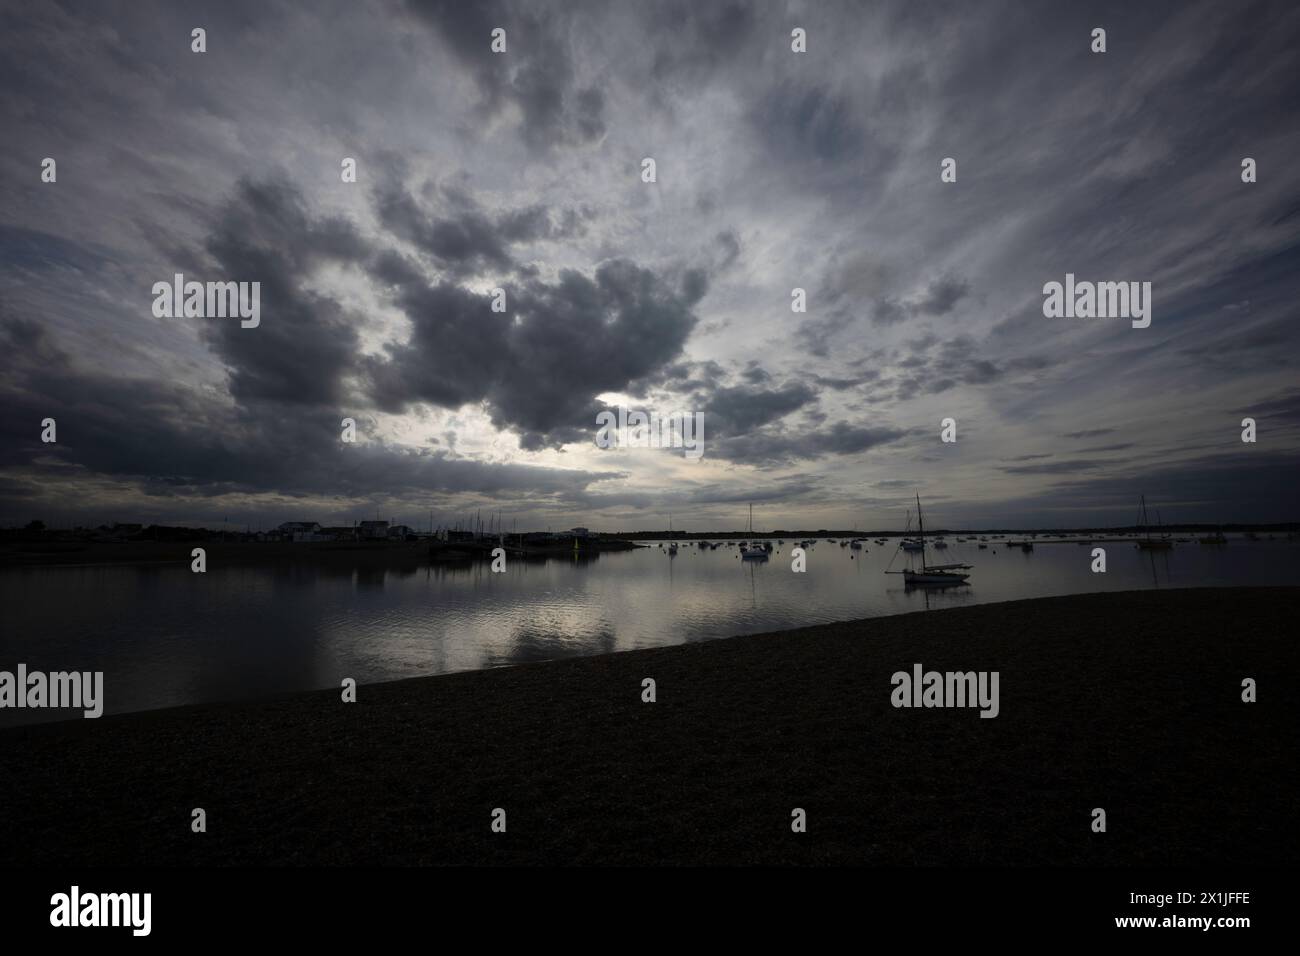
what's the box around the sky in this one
[2,0,1298,533]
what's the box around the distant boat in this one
[1198,532,1227,545]
[740,544,768,561]
[1135,495,1173,550]
[886,495,971,586]
[897,510,925,551]
[850,540,863,550]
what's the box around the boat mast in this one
[916,493,927,567]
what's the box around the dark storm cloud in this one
[698,383,817,437]
[200,178,372,406]
[372,182,587,276]
[365,257,703,447]
[180,175,706,454]
[0,316,618,514]
[401,0,606,148]
[374,184,515,272]
[4,0,1300,528]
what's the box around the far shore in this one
[1,587,1295,866]
[0,537,643,569]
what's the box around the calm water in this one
[3,537,1298,724]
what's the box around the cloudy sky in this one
[2,0,1298,532]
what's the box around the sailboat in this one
[1135,496,1172,550]
[899,509,924,551]
[740,502,768,560]
[887,495,972,585]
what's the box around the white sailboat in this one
[886,495,972,586]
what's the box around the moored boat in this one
[1135,495,1173,550]
[886,496,972,587]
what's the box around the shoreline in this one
[2,587,1296,865]
[5,530,1296,569]
[0,537,643,570]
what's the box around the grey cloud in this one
[700,382,817,438]
[201,178,371,407]
[0,316,618,518]
[1000,459,1109,475]
[402,0,606,148]
[871,274,972,327]
[710,422,909,467]
[367,257,701,446]
[374,183,583,275]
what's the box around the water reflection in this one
[2,538,1298,723]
